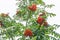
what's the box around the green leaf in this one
[37,0,45,5]
[45,4,55,8]
[31,36,37,40]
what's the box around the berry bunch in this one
[28,4,37,11]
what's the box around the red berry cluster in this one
[37,16,48,26]
[28,4,37,11]
[24,29,33,37]
[43,22,48,26]
[37,16,45,25]
[37,12,48,26]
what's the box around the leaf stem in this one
[11,37,14,40]
[26,19,28,27]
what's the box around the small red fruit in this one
[43,22,48,26]
[37,16,45,25]
[24,29,33,37]
[28,4,37,11]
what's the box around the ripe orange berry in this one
[37,16,45,25]
[43,22,48,26]
[24,29,33,37]
[28,4,37,11]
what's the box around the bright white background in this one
[0,0,60,34]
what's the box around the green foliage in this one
[0,0,60,40]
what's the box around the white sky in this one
[0,0,18,17]
[0,0,60,34]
